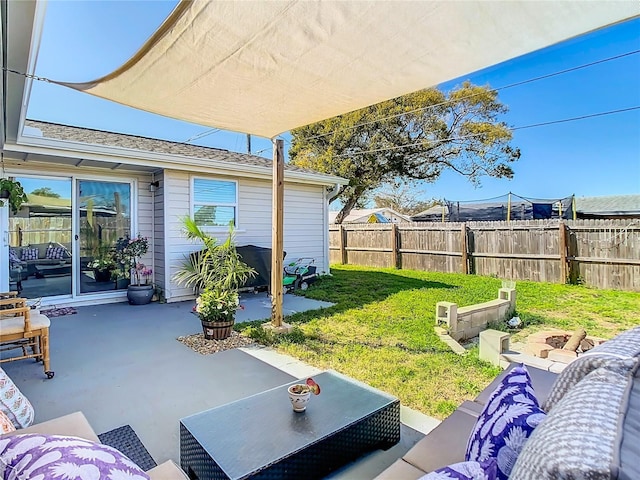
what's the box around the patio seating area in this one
[0,298,427,478]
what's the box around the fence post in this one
[391,223,399,269]
[339,224,347,265]
[461,223,469,274]
[559,220,568,283]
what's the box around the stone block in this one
[466,327,481,339]
[479,329,510,366]
[499,288,516,314]
[526,343,555,358]
[436,301,457,328]
[548,349,578,363]
[580,338,595,352]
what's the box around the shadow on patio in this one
[1,297,425,478]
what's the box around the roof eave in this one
[8,135,348,186]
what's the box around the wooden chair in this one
[0,295,54,379]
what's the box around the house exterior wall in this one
[153,171,166,297]
[163,169,328,302]
[4,160,154,303]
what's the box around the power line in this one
[300,49,640,142]
[334,106,640,158]
[511,106,639,131]
[183,128,220,143]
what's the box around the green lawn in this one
[238,265,640,419]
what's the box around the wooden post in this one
[270,139,285,327]
[339,224,347,264]
[572,195,577,220]
[391,223,399,269]
[461,222,469,274]
[559,220,568,283]
[506,192,511,222]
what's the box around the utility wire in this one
[183,128,220,143]
[300,49,640,141]
[334,106,640,158]
[5,49,639,148]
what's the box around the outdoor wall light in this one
[149,181,160,192]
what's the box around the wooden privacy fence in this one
[329,219,640,291]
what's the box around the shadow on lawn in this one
[299,267,454,310]
[237,268,455,335]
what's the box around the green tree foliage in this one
[373,182,439,216]
[31,187,61,198]
[289,82,520,223]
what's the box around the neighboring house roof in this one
[328,208,411,223]
[22,120,338,179]
[575,195,640,216]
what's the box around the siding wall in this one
[163,170,327,302]
[5,162,154,298]
[153,171,166,294]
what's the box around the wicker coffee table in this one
[180,370,400,480]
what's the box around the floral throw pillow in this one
[420,458,498,480]
[465,365,546,480]
[0,367,34,429]
[0,411,16,434]
[0,434,150,479]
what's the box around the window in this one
[192,178,238,227]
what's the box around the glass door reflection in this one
[78,180,131,294]
[8,177,73,298]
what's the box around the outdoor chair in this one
[0,295,54,378]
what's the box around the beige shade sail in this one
[62,1,639,139]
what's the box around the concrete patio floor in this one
[1,298,435,478]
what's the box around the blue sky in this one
[27,1,640,203]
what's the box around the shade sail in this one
[62,1,639,139]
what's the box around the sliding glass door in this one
[7,177,73,298]
[78,180,131,294]
[4,176,133,299]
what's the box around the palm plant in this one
[173,217,256,293]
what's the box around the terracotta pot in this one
[201,318,234,340]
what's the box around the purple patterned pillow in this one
[0,434,150,479]
[46,246,67,260]
[8,248,21,265]
[420,458,498,480]
[21,248,39,261]
[465,365,546,480]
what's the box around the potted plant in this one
[174,217,256,339]
[87,244,116,282]
[0,178,28,214]
[112,234,154,305]
[193,287,240,340]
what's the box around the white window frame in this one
[190,176,239,230]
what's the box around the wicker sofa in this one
[0,411,187,479]
[376,326,640,480]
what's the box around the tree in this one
[373,182,439,216]
[31,187,60,198]
[289,82,520,223]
